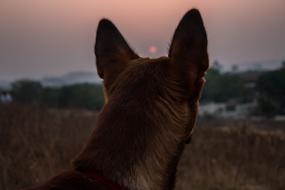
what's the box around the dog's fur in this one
[23,9,208,190]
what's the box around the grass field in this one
[0,104,284,190]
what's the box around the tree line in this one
[202,67,285,117]
[3,67,285,116]
[10,81,104,111]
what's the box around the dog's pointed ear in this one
[169,9,209,99]
[95,19,139,80]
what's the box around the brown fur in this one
[23,9,208,190]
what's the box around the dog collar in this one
[81,171,127,190]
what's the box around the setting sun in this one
[148,46,158,54]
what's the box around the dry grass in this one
[177,120,285,190]
[0,104,284,190]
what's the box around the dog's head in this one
[95,9,208,142]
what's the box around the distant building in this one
[199,101,257,119]
[0,91,13,104]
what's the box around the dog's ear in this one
[169,9,209,100]
[95,19,139,84]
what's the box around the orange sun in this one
[148,46,157,54]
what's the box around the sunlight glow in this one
[148,46,158,54]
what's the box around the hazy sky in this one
[0,0,284,80]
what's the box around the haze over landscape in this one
[0,0,284,81]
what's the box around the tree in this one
[201,69,251,103]
[58,83,104,110]
[11,80,105,111]
[12,80,43,104]
[256,68,285,116]
[41,87,61,107]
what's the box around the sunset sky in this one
[0,0,284,80]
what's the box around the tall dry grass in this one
[177,120,285,190]
[0,104,284,190]
[0,104,96,190]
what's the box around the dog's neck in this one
[73,89,189,190]
[125,141,186,190]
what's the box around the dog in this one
[23,8,208,190]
